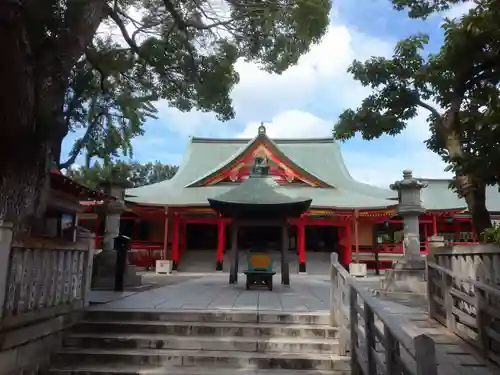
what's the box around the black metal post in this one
[114,235,131,291]
[229,222,239,284]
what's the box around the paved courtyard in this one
[90,273,334,312]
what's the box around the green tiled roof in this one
[126,136,398,209]
[125,135,500,212]
[210,174,311,205]
[187,133,332,188]
[419,179,500,212]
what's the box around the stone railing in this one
[0,222,95,375]
[330,253,438,375]
[2,240,93,330]
[429,243,500,286]
[427,244,500,367]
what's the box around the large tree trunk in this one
[443,127,492,237]
[0,141,51,238]
[0,0,108,236]
[457,177,492,237]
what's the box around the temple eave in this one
[207,198,312,219]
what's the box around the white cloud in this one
[156,19,393,135]
[230,23,393,122]
[442,1,475,19]
[238,111,332,139]
[344,148,451,187]
[120,6,451,188]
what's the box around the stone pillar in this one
[102,185,127,252]
[77,228,96,307]
[390,169,427,267]
[0,221,13,319]
[383,170,428,294]
[426,235,445,263]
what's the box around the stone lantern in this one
[383,170,428,294]
[99,182,128,252]
[92,180,141,289]
[390,169,427,265]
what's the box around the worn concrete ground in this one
[90,273,334,312]
[90,272,401,314]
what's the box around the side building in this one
[80,125,500,273]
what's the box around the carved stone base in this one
[393,258,426,270]
[382,259,427,294]
[91,250,142,290]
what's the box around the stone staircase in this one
[48,310,350,375]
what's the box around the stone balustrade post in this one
[426,235,445,263]
[0,221,14,319]
[77,228,96,307]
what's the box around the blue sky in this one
[62,0,471,187]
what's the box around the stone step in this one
[73,321,338,339]
[63,333,340,354]
[48,365,350,375]
[86,309,332,325]
[52,348,350,371]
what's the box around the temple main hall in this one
[80,125,500,274]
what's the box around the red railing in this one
[129,241,163,269]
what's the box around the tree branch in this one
[416,99,442,118]
[161,1,203,86]
[54,0,108,75]
[59,112,104,169]
[106,4,143,56]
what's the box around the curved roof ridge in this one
[185,133,333,188]
[185,136,257,187]
[191,136,335,144]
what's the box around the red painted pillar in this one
[162,214,169,260]
[432,215,438,236]
[172,213,180,270]
[422,222,428,253]
[216,218,226,271]
[344,223,352,265]
[180,220,187,256]
[297,221,306,273]
[451,217,458,241]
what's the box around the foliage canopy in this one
[52,0,332,167]
[334,0,500,235]
[66,160,178,189]
[0,0,331,225]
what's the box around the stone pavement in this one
[90,273,334,312]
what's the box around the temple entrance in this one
[302,225,340,274]
[238,226,281,250]
[180,224,220,272]
[186,224,218,250]
[306,226,339,252]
